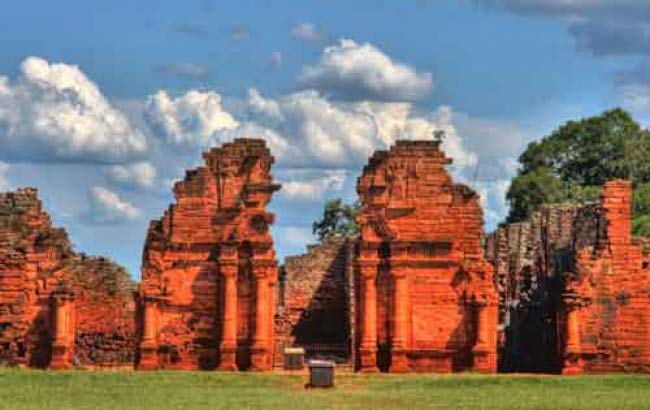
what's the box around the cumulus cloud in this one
[300,39,434,101]
[278,169,347,200]
[107,162,157,189]
[152,63,209,79]
[89,186,141,223]
[144,89,239,147]
[473,0,650,57]
[0,57,147,163]
[291,22,322,42]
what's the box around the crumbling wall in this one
[356,140,497,373]
[276,238,354,365]
[0,188,135,369]
[139,138,280,371]
[487,180,650,373]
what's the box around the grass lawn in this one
[0,370,649,410]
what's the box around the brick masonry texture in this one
[0,188,135,369]
[487,180,650,374]
[355,140,498,373]
[275,238,355,367]
[138,138,280,371]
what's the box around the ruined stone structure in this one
[355,141,497,373]
[275,238,355,367]
[138,139,280,371]
[0,188,135,369]
[487,180,650,374]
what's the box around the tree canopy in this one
[506,108,650,236]
[312,198,361,241]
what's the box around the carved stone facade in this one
[487,180,650,374]
[355,141,497,373]
[138,138,280,371]
[0,189,135,369]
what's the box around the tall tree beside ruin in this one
[506,108,650,236]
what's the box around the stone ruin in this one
[3,138,650,375]
[138,139,280,371]
[487,180,650,374]
[0,188,135,369]
[354,141,497,372]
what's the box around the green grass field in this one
[1,370,649,410]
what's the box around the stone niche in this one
[0,188,136,369]
[138,138,280,371]
[487,180,650,374]
[355,140,497,373]
[275,238,356,368]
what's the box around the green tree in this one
[312,199,361,240]
[506,109,650,234]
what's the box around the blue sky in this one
[0,0,648,277]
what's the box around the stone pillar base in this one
[250,346,270,371]
[50,343,72,370]
[389,349,409,373]
[138,343,159,370]
[472,348,494,373]
[562,354,583,375]
[218,345,238,371]
[359,346,378,372]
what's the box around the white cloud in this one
[279,169,347,200]
[89,186,141,223]
[299,39,433,101]
[0,162,9,190]
[620,83,650,117]
[291,22,322,42]
[107,162,157,189]
[0,56,147,163]
[144,89,239,147]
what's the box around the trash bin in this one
[284,347,306,370]
[308,359,335,388]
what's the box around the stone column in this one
[562,296,583,375]
[51,293,75,370]
[138,296,160,370]
[389,266,409,372]
[472,299,492,373]
[359,259,379,372]
[218,254,239,371]
[251,260,273,371]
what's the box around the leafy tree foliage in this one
[507,108,650,236]
[312,199,361,240]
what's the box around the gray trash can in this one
[308,359,335,388]
[284,347,306,370]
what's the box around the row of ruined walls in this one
[0,189,135,369]
[486,181,650,374]
[4,138,650,374]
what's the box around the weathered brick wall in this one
[139,138,280,371]
[275,238,354,365]
[0,188,135,369]
[356,141,497,373]
[487,180,650,373]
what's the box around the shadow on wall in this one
[285,240,353,364]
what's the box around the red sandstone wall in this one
[276,238,354,366]
[0,188,135,368]
[356,141,497,373]
[139,138,280,371]
[487,180,650,374]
